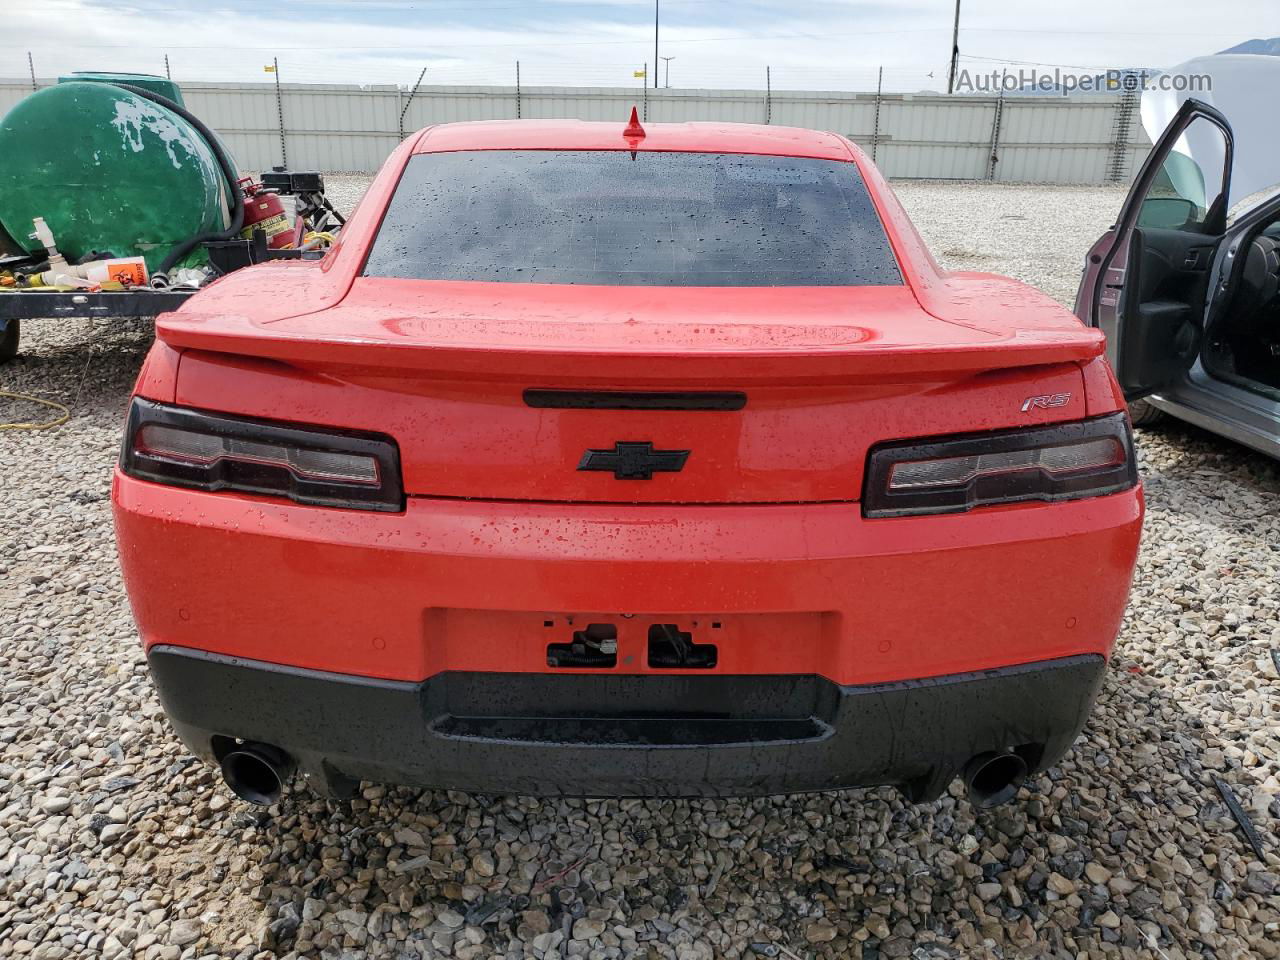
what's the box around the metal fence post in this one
[400,67,427,141]
[1106,85,1139,183]
[871,66,883,163]
[986,90,1005,181]
[272,57,287,168]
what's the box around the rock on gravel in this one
[1,180,1277,959]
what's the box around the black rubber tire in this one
[1127,398,1166,428]
[0,319,18,364]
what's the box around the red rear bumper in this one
[112,470,1142,686]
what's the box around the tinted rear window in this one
[363,150,902,286]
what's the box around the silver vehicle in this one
[1076,55,1279,458]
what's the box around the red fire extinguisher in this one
[238,178,296,249]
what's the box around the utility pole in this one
[27,51,36,90]
[947,0,961,94]
[164,54,171,80]
[653,0,660,89]
[650,0,660,90]
[661,56,675,88]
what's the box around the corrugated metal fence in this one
[0,79,1151,182]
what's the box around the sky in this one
[2,0,1276,92]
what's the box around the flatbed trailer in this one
[0,290,194,362]
[0,169,342,365]
[0,289,195,321]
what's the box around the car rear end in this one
[113,122,1143,805]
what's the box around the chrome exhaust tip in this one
[218,742,294,806]
[963,751,1028,808]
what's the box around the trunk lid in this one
[161,277,1101,504]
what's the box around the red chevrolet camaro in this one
[112,115,1143,808]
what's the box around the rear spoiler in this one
[157,312,1104,385]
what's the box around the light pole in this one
[661,56,675,88]
[654,0,659,89]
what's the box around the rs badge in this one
[1021,393,1071,413]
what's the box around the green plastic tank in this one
[59,71,186,107]
[0,78,231,273]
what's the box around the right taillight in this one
[863,413,1137,517]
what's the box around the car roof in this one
[411,119,856,161]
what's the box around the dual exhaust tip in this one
[216,743,1029,809]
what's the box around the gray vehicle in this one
[1075,63,1279,459]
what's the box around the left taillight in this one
[120,399,403,512]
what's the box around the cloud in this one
[1,0,1274,91]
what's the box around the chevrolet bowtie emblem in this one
[577,442,690,480]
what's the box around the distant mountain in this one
[1218,37,1280,55]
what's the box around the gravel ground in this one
[2,179,1278,960]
